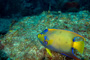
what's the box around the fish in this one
[37,29,86,60]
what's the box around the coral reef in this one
[0,10,90,60]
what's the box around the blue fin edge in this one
[44,29,48,32]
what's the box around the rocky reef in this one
[0,10,90,60]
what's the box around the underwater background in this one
[0,0,90,60]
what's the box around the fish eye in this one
[44,40,48,45]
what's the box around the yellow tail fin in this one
[73,41,84,54]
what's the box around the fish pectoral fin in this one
[46,48,52,56]
[73,41,84,54]
[47,40,53,45]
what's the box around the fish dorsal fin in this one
[73,41,84,54]
[70,31,86,41]
[75,34,86,41]
[48,29,57,31]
